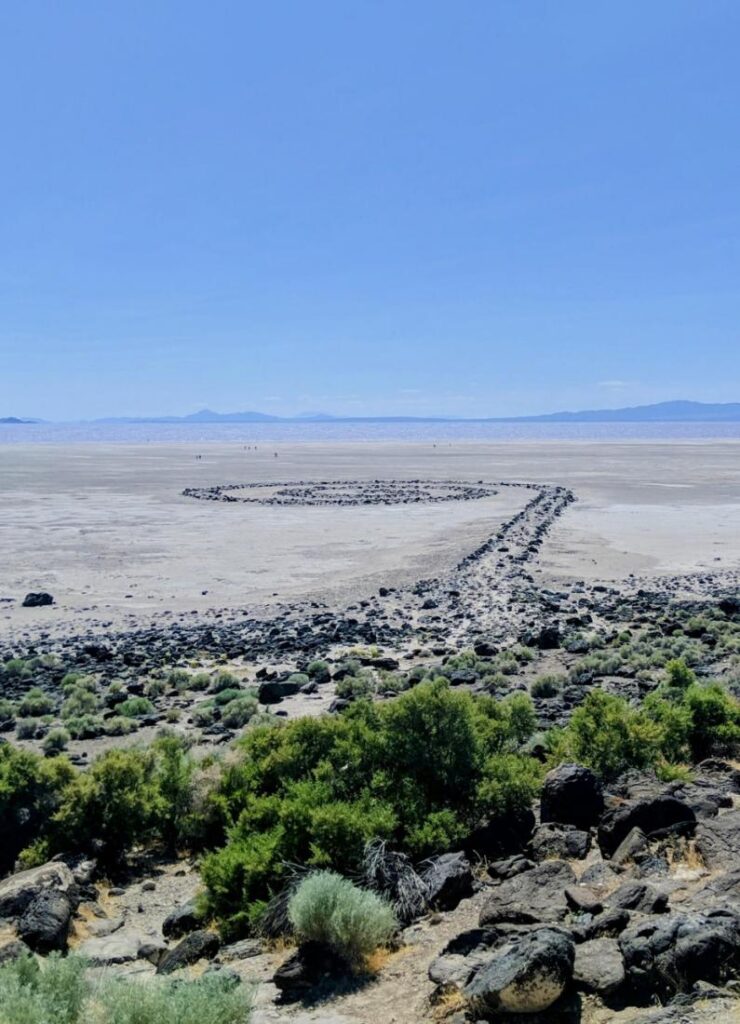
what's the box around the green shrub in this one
[683,683,740,760]
[202,680,537,934]
[211,671,239,693]
[18,687,55,718]
[61,685,99,719]
[16,718,42,740]
[65,714,105,739]
[0,954,252,1024]
[552,690,664,779]
[193,704,217,727]
[221,697,259,729]
[288,871,396,965]
[530,674,565,699]
[51,748,161,863]
[0,698,16,727]
[42,728,70,756]
[213,687,245,707]
[104,716,139,736]
[0,745,75,873]
[185,672,212,692]
[118,697,154,718]
[3,658,31,678]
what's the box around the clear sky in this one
[2,1,739,420]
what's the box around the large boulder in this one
[608,881,668,915]
[464,927,575,1016]
[618,910,740,1001]
[156,929,220,974]
[421,852,474,911]
[257,679,302,704]
[78,929,151,966]
[531,823,590,862]
[695,808,740,869]
[18,890,73,953]
[162,902,202,939]
[573,938,625,996]
[598,797,695,858]
[273,941,347,1000]
[22,592,54,608]
[479,861,575,926]
[0,862,76,919]
[540,764,604,830]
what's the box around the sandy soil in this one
[1,441,739,642]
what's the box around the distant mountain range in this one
[4,401,740,425]
[93,400,740,424]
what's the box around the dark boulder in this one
[573,937,625,996]
[598,796,695,858]
[609,882,668,915]
[695,808,740,869]
[480,861,575,926]
[162,902,202,939]
[466,808,535,859]
[541,764,604,830]
[0,862,77,919]
[18,890,73,952]
[531,823,590,862]
[257,679,301,704]
[618,910,740,1001]
[22,592,54,608]
[488,856,535,882]
[421,852,474,911]
[156,930,220,974]
[465,926,575,1016]
[273,941,347,1000]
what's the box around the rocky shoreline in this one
[1,477,739,1023]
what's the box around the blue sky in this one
[2,1,739,420]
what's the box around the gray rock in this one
[0,940,32,964]
[156,929,220,974]
[611,826,649,866]
[0,862,76,919]
[220,937,264,962]
[465,927,575,1015]
[18,889,73,953]
[564,884,602,915]
[619,910,740,1000]
[479,861,576,926]
[578,908,631,941]
[162,902,201,939]
[696,809,740,869]
[541,764,604,830]
[599,796,695,858]
[273,941,347,999]
[78,929,148,966]
[573,937,625,995]
[531,823,590,861]
[421,852,474,911]
[609,881,669,915]
[487,856,535,881]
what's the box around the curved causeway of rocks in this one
[182,478,500,506]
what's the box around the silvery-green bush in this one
[288,870,397,965]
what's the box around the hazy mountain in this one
[34,400,740,425]
[512,400,740,423]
